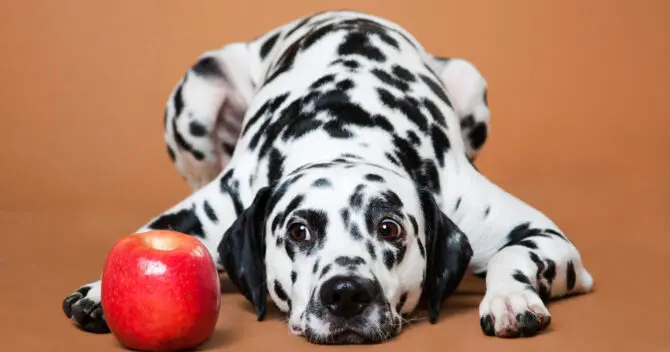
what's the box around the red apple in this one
[101,230,221,352]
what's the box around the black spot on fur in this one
[301,23,338,51]
[340,209,351,227]
[267,148,285,186]
[364,173,384,182]
[350,223,363,240]
[383,249,396,269]
[423,99,446,127]
[285,240,296,261]
[396,244,407,264]
[338,32,386,62]
[285,16,311,38]
[219,170,244,216]
[512,270,532,286]
[349,184,366,209]
[366,240,377,260]
[391,135,442,194]
[192,56,224,77]
[385,152,401,166]
[310,74,336,89]
[336,79,355,91]
[377,88,429,132]
[312,178,332,188]
[243,100,271,136]
[519,240,539,249]
[372,68,409,92]
[392,65,415,82]
[566,261,576,291]
[461,114,475,129]
[484,206,491,217]
[269,93,291,113]
[538,283,551,302]
[544,228,567,240]
[312,259,320,274]
[407,130,421,146]
[430,124,451,167]
[454,197,462,211]
[203,201,218,223]
[172,104,205,161]
[276,237,284,247]
[148,206,204,238]
[403,216,416,236]
[501,223,568,251]
[271,211,285,233]
[284,195,305,218]
[323,120,353,138]
[265,41,301,84]
[469,122,488,150]
[291,271,298,284]
[419,74,451,107]
[273,280,289,301]
[396,292,408,313]
[335,256,365,267]
[172,83,184,118]
[260,33,280,59]
[320,264,332,279]
[544,259,557,283]
[373,114,394,132]
[331,58,360,71]
[167,145,176,162]
[340,18,399,48]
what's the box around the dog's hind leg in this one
[427,56,490,161]
[165,43,256,191]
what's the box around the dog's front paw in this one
[62,281,109,333]
[479,290,551,338]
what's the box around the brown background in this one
[1,0,668,351]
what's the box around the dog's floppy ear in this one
[218,187,273,321]
[419,189,473,324]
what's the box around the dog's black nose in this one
[319,276,374,318]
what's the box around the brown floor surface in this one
[1,1,669,351]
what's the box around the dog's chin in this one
[304,325,396,345]
[305,328,374,345]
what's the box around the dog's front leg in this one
[447,162,594,338]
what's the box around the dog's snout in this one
[319,276,374,318]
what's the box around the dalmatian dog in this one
[62,10,594,344]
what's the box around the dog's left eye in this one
[288,222,311,242]
[378,219,403,240]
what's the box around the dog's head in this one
[219,160,472,344]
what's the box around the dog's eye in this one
[288,222,310,242]
[378,219,403,240]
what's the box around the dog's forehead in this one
[285,163,414,204]
[267,163,423,231]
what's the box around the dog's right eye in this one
[288,222,310,242]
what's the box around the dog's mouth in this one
[304,326,395,345]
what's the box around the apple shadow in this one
[109,328,235,351]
